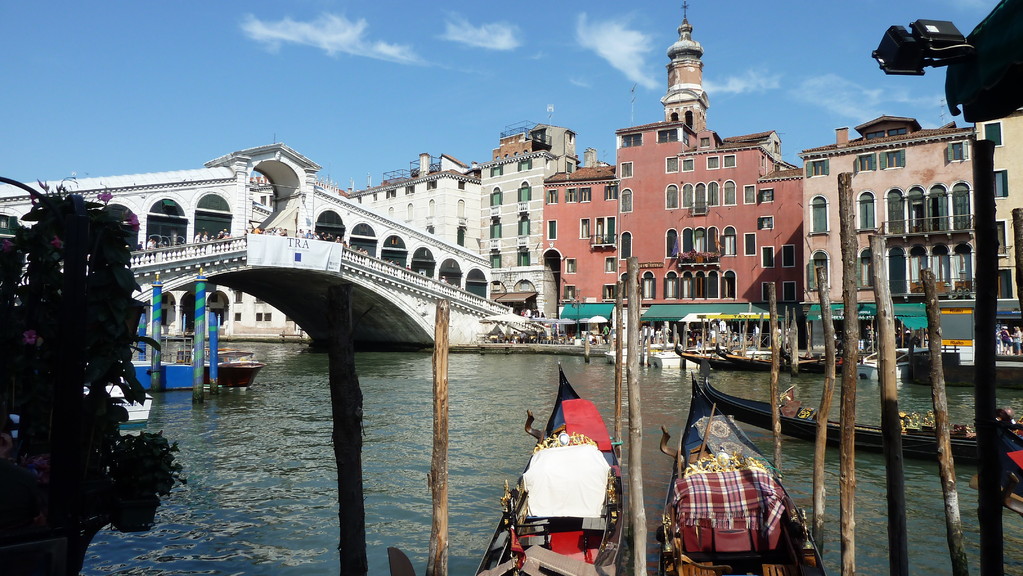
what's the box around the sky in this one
[1,0,1002,189]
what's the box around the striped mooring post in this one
[192,272,207,404]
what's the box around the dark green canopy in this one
[946,0,1023,122]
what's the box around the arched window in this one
[682,272,694,298]
[518,182,531,202]
[407,203,414,221]
[682,184,694,208]
[722,271,736,299]
[858,248,874,287]
[811,196,828,233]
[490,188,503,207]
[907,186,925,232]
[888,247,907,294]
[682,228,694,253]
[933,244,951,284]
[954,244,973,288]
[723,181,736,205]
[666,229,679,258]
[858,192,875,230]
[809,251,829,290]
[621,189,633,213]
[666,185,679,209]
[428,199,436,217]
[694,272,706,298]
[707,227,719,253]
[929,184,949,231]
[664,271,679,299]
[708,182,720,206]
[315,209,346,239]
[642,271,656,299]
[952,184,970,229]
[695,183,707,210]
[887,189,906,234]
[910,245,928,289]
[694,228,706,252]
[707,271,719,298]
[723,226,737,256]
[620,232,632,258]
[457,199,465,218]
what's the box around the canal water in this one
[84,343,1023,575]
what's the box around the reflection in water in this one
[84,345,1023,575]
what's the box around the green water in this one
[84,344,1023,574]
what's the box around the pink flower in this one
[22,330,38,345]
[98,191,113,204]
[126,213,140,231]
[1,239,12,253]
[50,237,63,249]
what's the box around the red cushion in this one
[562,399,612,451]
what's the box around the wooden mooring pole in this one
[614,280,624,456]
[768,283,782,470]
[837,172,860,575]
[812,267,837,544]
[870,234,908,576]
[626,257,647,576]
[427,300,449,576]
[327,284,368,576]
[922,270,969,576]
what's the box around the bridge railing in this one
[131,237,248,270]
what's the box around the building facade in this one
[613,15,804,321]
[480,123,579,317]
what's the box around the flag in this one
[670,236,680,258]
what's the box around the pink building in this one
[611,14,805,322]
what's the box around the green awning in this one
[559,303,615,321]
[806,302,927,326]
[641,303,769,322]
[945,0,1023,122]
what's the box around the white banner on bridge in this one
[247,234,342,272]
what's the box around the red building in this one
[611,14,805,322]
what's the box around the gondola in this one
[674,344,736,372]
[657,370,826,575]
[476,367,623,576]
[995,421,1023,516]
[696,366,979,465]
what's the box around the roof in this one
[545,165,616,184]
[615,120,688,134]
[722,130,776,144]
[854,116,922,134]
[0,167,236,196]
[801,123,972,155]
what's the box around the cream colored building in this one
[978,108,1023,300]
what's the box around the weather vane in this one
[683,0,688,19]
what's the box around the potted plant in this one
[106,431,185,532]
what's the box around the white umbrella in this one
[481,312,533,324]
[586,315,609,323]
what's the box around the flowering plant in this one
[677,250,721,263]
[0,178,166,500]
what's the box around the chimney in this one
[419,153,430,176]
[836,127,849,147]
[584,147,598,168]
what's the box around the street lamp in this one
[872,19,973,75]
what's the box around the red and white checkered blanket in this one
[673,468,785,532]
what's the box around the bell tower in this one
[661,4,709,131]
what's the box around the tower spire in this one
[661,6,708,131]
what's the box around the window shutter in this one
[879,152,888,170]
[945,143,952,163]
[964,140,970,160]
[899,150,906,166]
[853,158,859,175]
[823,159,830,176]
[805,163,811,178]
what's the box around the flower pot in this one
[111,497,160,532]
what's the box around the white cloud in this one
[240,13,422,65]
[793,74,935,120]
[440,16,520,51]
[575,13,657,90]
[569,77,592,89]
[705,69,781,95]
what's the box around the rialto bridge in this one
[0,144,506,346]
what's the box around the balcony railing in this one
[881,215,974,236]
[517,201,529,213]
[677,251,721,266]
[489,239,501,251]
[590,233,617,248]
[490,206,501,218]
[517,236,529,247]
[891,279,975,299]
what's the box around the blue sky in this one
[1,0,1000,188]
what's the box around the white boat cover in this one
[523,444,610,518]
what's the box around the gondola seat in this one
[673,468,785,554]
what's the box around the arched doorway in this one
[194,194,232,239]
[542,249,562,318]
[381,235,408,266]
[147,199,188,246]
[349,223,378,256]
[439,258,462,287]
[411,247,436,277]
[466,269,487,298]
[315,210,346,240]
[105,203,139,250]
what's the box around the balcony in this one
[880,215,974,237]
[517,201,529,213]
[517,236,529,248]
[590,233,617,249]
[676,251,721,267]
[894,279,974,299]
[490,206,501,218]
[689,202,708,216]
[489,239,501,251]
[458,216,468,227]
